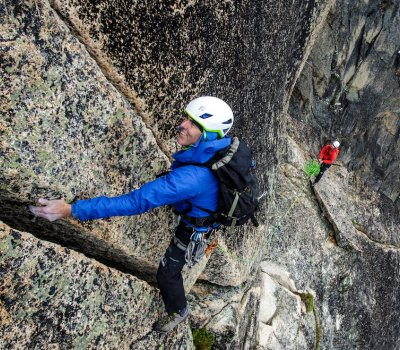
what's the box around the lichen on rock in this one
[0,221,195,349]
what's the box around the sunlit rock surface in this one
[0,221,194,349]
[257,262,316,350]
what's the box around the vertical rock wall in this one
[1,0,334,286]
[267,1,400,348]
[1,0,174,282]
[268,153,400,349]
[47,0,335,287]
[0,0,341,348]
[289,0,400,207]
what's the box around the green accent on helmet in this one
[184,109,224,138]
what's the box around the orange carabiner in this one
[205,238,219,257]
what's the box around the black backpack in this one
[193,137,260,227]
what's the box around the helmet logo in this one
[199,113,213,119]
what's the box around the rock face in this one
[1,0,335,294]
[1,0,334,347]
[189,279,261,349]
[0,0,173,282]
[288,0,400,207]
[46,0,334,286]
[268,149,400,349]
[257,262,316,350]
[2,0,399,348]
[0,221,194,349]
[269,1,400,348]
[315,170,399,251]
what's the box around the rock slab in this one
[0,221,194,349]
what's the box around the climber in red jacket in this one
[312,140,340,185]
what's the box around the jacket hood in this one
[172,134,231,167]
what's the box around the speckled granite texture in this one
[0,0,340,347]
[0,221,194,349]
[47,0,334,286]
[0,0,174,281]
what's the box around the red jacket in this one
[319,145,339,164]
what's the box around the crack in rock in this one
[353,224,400,250]
[47,0,172,161]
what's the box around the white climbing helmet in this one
[184,96,234,138]
[332,140,340,148]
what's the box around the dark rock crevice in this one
[310,187,338,241]
[201,300,237,329]
[0,194,159,283]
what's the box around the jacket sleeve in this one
[71,166,203,221]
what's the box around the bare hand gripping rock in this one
[29,198,72,222]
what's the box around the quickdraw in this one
[184,227,219,268]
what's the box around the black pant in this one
[156,221,191,314]
[314,163,331,183]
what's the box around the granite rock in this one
[189,277,261,349]
[266,136,400,349]
[0,0,178,283]
[257,262,316,350]
[46,0,335,285]
[282,3,400,345]
[6,0,397,348]
[0,221,194,349]
[1,0,336,294]
[314,169,400,250]
[288,0,400,207]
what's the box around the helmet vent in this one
[222,119,232,125]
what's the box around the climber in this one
[312,140,340,185]
[28,96,234,333]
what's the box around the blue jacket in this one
[71,134,231,222]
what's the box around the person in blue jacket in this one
[29,96,234,333]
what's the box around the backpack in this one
[193,137,260,227]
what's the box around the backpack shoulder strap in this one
[210,137,240,171]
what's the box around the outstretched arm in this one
[29,166,202,222]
